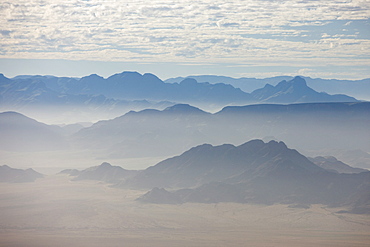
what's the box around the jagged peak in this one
[291,76,307,86]
[263,83,274,89]
[275,76,307,89]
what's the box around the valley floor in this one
[0,175,369,247]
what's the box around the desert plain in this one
[0,174,369,247]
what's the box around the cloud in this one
[0,0,369,73]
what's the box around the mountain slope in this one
[0,111,67,151]
[308,156,368,174]
[0,165,43,183]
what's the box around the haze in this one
[1,0,370,246]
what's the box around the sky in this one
[1,0,369,80]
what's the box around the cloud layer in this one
[1,0,369,78]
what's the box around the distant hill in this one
[0,111,67,151]
[308,156,368,174]
[0,165,43,183]
[134,140,370,214]
[59,162,138,183]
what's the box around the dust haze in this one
[1,175,369,247]
[1,74,370,246]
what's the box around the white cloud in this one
[0,0,369,73]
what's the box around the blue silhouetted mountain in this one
[88,71,254,104]
[60,162,138,183]
[308,156,368,174]
[131,140,370,213]
[6,72,253,105]
[250,76,357,103]
[0,73,174,121]
[1,73,360,111]
[0,74,62,106]
[0,111,67,151]
[0,165,43,182]
[165,75,370,100]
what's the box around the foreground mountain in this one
[0,165,43,182]
[134,140,370,214]
[60,162,138,183]
[0,111,67,151]
[125,140,324,189]
[308,156,368,174]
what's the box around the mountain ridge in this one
[1,73,361,113]
[130,140,370,213]
[164,74,370,100]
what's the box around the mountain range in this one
[1,73,359,115]
[57,140,370,214]
[70,102,370,169]
[1,101,369,169]
[132,140,370,214]
[0,111,67,151]
[0,165,43,183]
[165,75,370,100]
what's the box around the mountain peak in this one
[276,76,307,90]
[291,76,307,87]
[143,73,161,81]
[179,78,198,85]
[250,76,357,103]
[107,71,142,80]
[82,74,104,80]
[99,162,112,169]
[163,104,208,114]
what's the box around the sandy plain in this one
[0,175,369,247]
